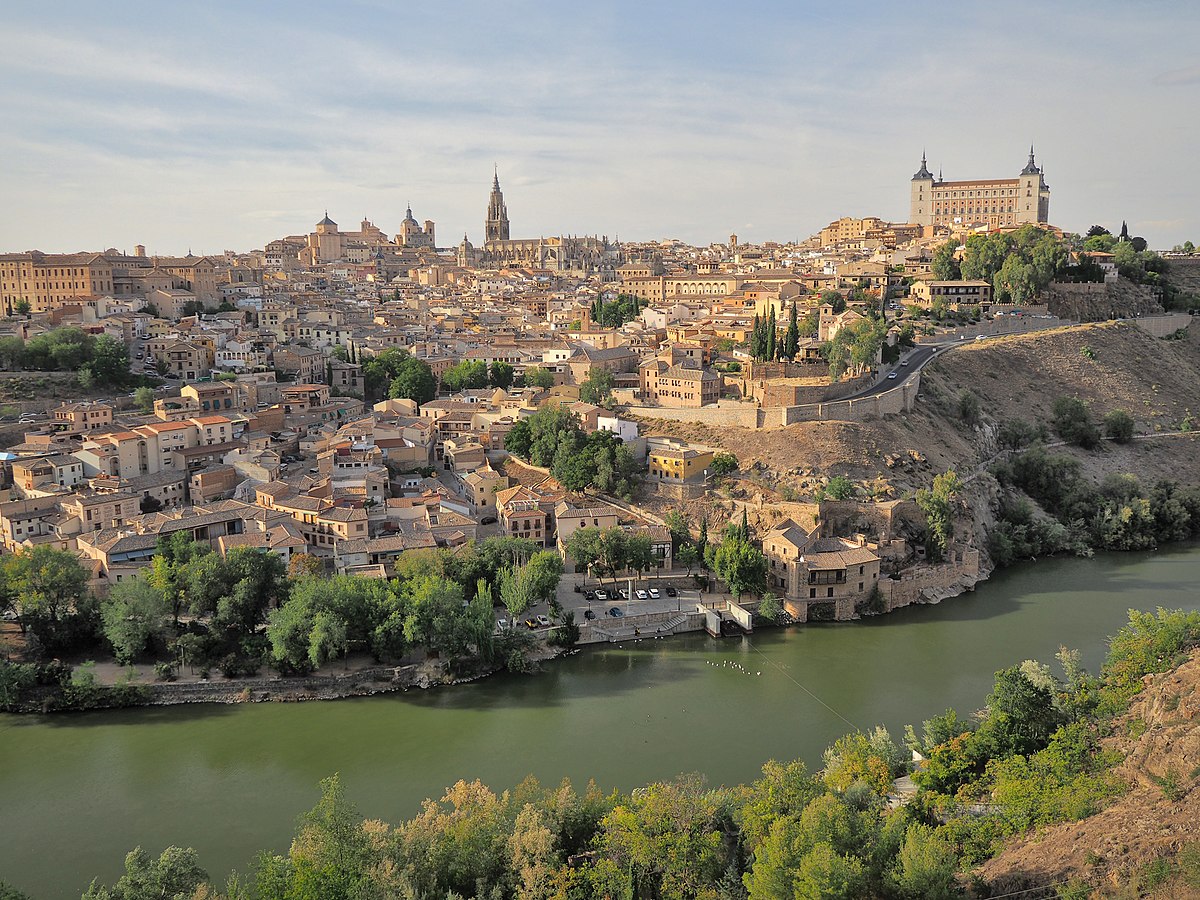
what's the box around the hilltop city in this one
[1,148,1198,684]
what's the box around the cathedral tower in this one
[485,168,510,242]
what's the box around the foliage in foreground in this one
[68,607,1200,900]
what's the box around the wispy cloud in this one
[0,1,1197,252]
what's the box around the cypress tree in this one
[785,302,799,360]
[767,308,777,360]
[740,508,750,541]
[697,517,708,555]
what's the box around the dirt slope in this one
[978,651,1200,895]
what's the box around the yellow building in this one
[646,440,714,483]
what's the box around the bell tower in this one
[485,167,510,242]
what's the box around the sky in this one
[1,0,1198,255]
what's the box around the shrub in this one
[1051,397,1101,449]
[1104,409,1135,443]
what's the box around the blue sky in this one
[1,0,1197,254]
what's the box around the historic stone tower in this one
[909,153,935,227]
[485,169,510,242]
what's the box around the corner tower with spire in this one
[485,167,510,242]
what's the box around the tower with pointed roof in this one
[485,168,510,242]
[909,151,936,226]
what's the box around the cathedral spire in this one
[486,167,510,242]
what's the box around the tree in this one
[89,336,131,386]
[1,546,90,642]
[564,527,604,579]
[625,533,655,576]
[498,562,538,619]
[766,307,777,360]
[1104,409,1135,443]
[522,365,554,389]
[824,476,855,501]
[783,302,800,360]
[133,386,155,414]
[709,452,738,477]
[915,470,962,562]
[82,846,208,900]
[101,577,170,665]
[757,595,784,623]
[488,360,515,390]
[664,510,691,553]
[0,336,25,370]
[287,553,324,579]
[1051,396,1101,449]
[931,241,961,280]
[711,533,767,598]
[14,299,31,316]
[676,543,699,576]
[388,357,437,404]
[442,359,489,392]
[579,367,615,406]
[887,824,960,900]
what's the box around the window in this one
[826,587,834,598]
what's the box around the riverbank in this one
[5,545,1199,899]
[1,641,574,713]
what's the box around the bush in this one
[154,662,177,682]
[1104,409,1135,443]
[957,390,981,426]
[1051,397,1101,449]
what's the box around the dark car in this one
[583,609,596,620]
[584,590,597,602]
[665,586,677,597]
[607,607,624,618]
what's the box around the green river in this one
[3,545,1199,897]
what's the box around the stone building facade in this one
[909,148,1050,229]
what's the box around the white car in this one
[648,588,660,599]
[536,614,551,627]
[635,589,648,601]
[496,618,508,632]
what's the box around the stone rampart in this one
[771,374,921,426]
[626,402,761,429]
[878,547,982,611]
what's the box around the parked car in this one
[648,588,660,599]
[525,618,538,629]
[635,590,648,601]
[584,590,597,602]
[665,586,677,597]
[536,614,551,627]
[618,589,630,600]
[583,609,596,620]
[607,607,624,618]
[496,618,508,631]
[595,589,609,601]
[1,610,18,621]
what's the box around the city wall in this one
[771,374,921,426]
[877,547,982,611]
[629,374,921,430]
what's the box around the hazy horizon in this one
[2,0,1198,255]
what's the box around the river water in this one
[2,545,1199,897]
